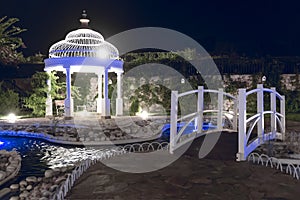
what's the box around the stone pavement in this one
[66,132,300,200]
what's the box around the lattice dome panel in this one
[49,29,119,59]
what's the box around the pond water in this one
[0,135,118,192]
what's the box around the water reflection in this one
[0,136,121,173]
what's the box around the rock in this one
[19,191,30,198]
[41,190,52,197]
[0,188,11,199]
[0,170,6,180]
[39,197,48,200]
[44,169,54,178]
[54,176,66,185]
[49,184,58,192]
[6,165,16,173]
[88,131,94,137]
[9,196,19,200]
[26,185,33,191]
[110,135,116,140]
[9,160,19,165]
[37,177,43,182]
[10,184,19,190]
[60,167,67,173]
[26,176,37,183]
[19,180,27,187]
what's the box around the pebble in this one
[19,180,27,187]
[42,190,52,197]
[26,176,37,183]
[19,191,30,198]
[26,185,33,191]
[49,184,58,192]
[9,196,19,200]
[10,184,19,190]
[54,176,66,185]
[44,169,54,178]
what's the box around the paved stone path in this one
[67,132,300,200]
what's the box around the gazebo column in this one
[64,67,73,118]
[102,68,110,118]
[97,73,103,114]
[116,72,123,116]
[45,70,53,117]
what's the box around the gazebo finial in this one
[79,10,90,28]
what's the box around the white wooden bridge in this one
[169,84,285,161]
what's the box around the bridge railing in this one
[170,86,237,154]
[236,84,285,161]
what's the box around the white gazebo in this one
[44,11,123,118]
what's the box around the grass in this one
[286,113,300,122]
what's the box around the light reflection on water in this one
[0,136,120,181]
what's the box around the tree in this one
[24,72,63,116]
[25,71,81,116]
[0,82,19,115]
[0,16,26,65]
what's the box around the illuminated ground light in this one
[137,110,149,120]
[7,113,17,123]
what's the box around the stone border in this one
[0,150,21,200]
[0,150,21,186]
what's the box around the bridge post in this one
[237,88,247,161]
[170,91,178,154]
[257,84,264,143]
[281,96,286,140]
[217,89,224,131]
[270,87,277,139]
[233,99,238,131]
[197,86,204,134]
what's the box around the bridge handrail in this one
[170,86,238,154]
[246,88,284,100]
[177,88,236,100]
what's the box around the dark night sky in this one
[1,0,300,56]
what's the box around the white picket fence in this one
[169,86,237,154]
[248,153,300,180]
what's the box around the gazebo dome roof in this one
[48,12,119,59]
